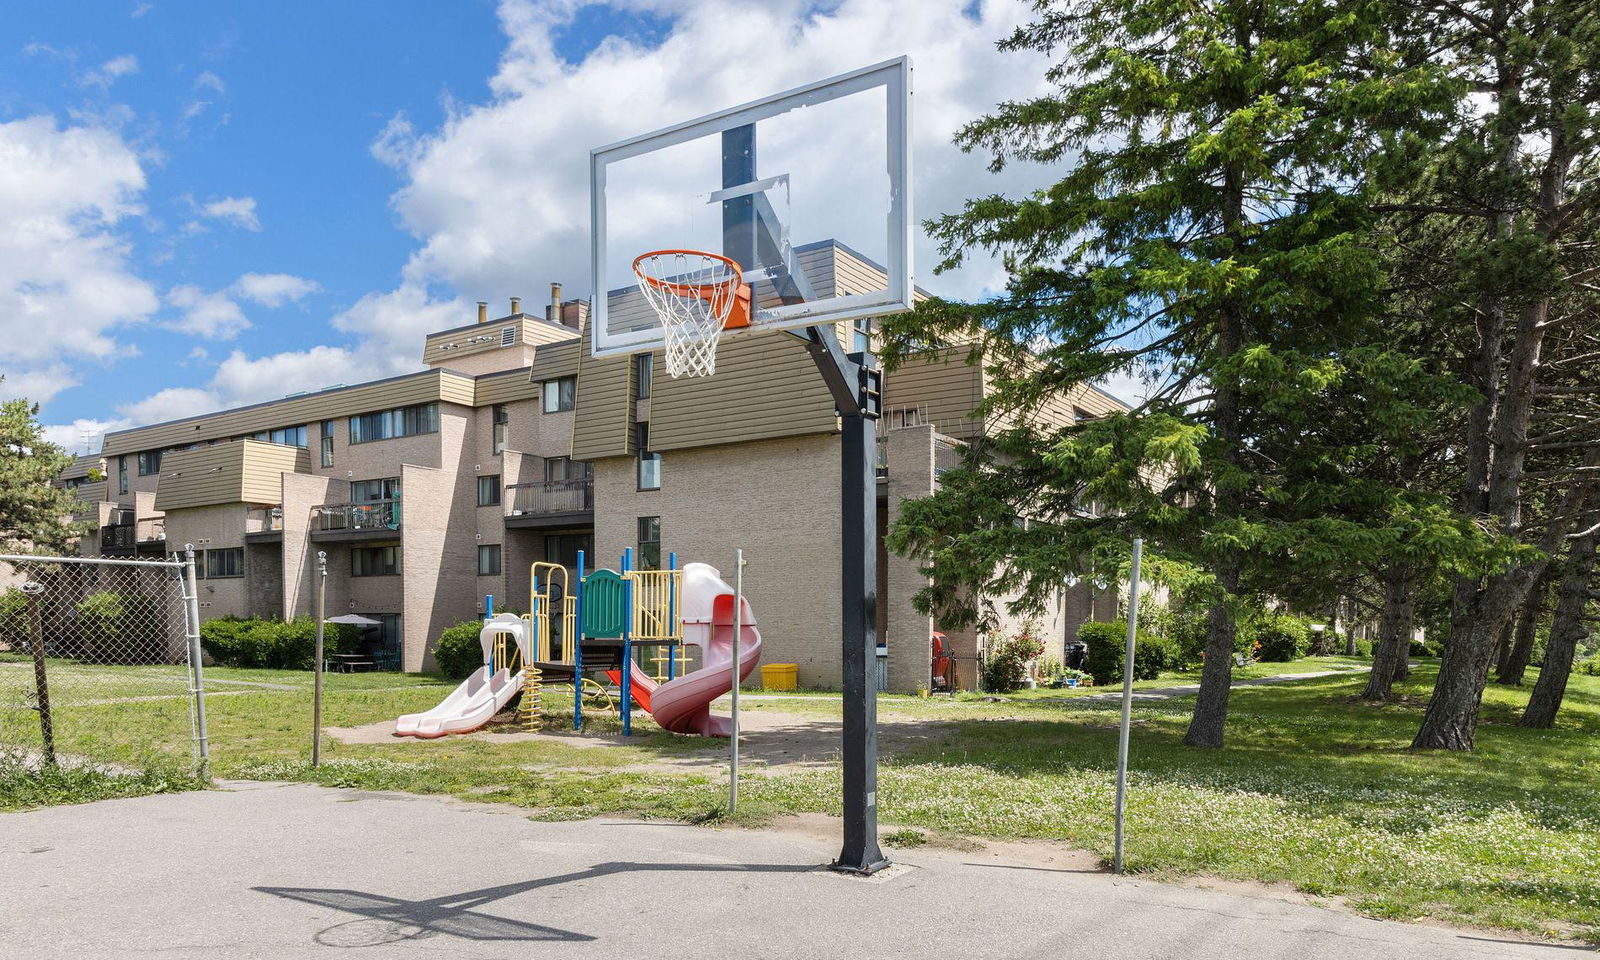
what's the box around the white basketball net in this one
[634,251,743,378]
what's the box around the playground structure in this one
[396,550,759,739]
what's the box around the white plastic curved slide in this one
[395,614,530,739]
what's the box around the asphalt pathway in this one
[0,782,1571,959]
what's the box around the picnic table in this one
[329,653,377,673]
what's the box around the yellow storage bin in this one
[761,663,799,691]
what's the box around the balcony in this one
[311,499,402,540]
[505,478,593,530]
[100,517,166,555]
[245,505,285,543]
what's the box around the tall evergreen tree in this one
[883,0,1452,746]
[0,380,89,555]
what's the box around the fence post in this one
[182,545,210,777]
[312,551,327,768]
[22,582,54,768]
[1113,538,1143,874]
[729,548,744,814]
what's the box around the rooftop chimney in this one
[476,301,488,324]
[547,282,563,324]
[510,296,521,315]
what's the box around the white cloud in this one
[117,386,220,426]
[194,71,226,94]
[332,282,466,372]
[41,417,129,456]
[198,195,260,230]
[0,115,158,376]
[165,283,249,339]
[0,365,81,407]
[80,54,140,91]
[369,0,1054,332]
[130,2,153,17]
[232,272,320,307]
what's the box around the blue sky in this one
[2,0,1079,453]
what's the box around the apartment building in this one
[61,241,1127,690]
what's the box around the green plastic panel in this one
[582,569,629,638]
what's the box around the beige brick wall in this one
[591,433,845,688]
[394,408,481,671]
[162,504,249,619]
[883,425,936,693]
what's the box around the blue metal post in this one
[485,594,494,618]
[574,551,585,731]
[621,548,633,737]
[667,551,678,681]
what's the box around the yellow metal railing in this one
[624,568,682,641]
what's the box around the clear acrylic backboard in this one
[588,57,913,360]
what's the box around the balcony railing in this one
[314,499,401,532]
[507,478,593,517]
[246,505,285,534]
[100,517,166,551]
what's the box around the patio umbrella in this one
[324,614,381,625]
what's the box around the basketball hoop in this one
[633,249,752,379]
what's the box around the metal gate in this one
[0,551,208,776]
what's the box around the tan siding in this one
[649,334,838,451]
[529,340,580,381]
[438,372,476,406]
[154,440,310,511]
[102,370,459,457]
[882,348,986,440]
[240,444,311,504]
[473,368,541,406]
[571,349,634,460]
[72,480,108,505]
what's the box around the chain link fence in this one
[0,553,208,776]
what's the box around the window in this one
[360,613,403,667]
[204,547,243,578]
[352,546,400,577]
[350,477,401,502]
[252,425,308,448]
[117,455,128,494]
[477,474,502,507]
[637,516,661,570]
[319,421,334,468]
[636,424,660,491]
[349,402,439,444]
[544,456,591,483]
[477,544,502,576]
[542,376,576,413]
[491,404,509,455]
[545,533,593,569]
[137,450,161,476]
[634,353,653,400]
[853,317,872,354]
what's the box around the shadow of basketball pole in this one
[255,860,820,948]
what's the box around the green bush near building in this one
[433,620,489,680]
[75,591,165,663]
[1252,613,1312,662]
[200,616,359,670]
[1079,620,1172,685]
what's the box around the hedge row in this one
[200,616,360,670]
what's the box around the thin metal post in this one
[485,594,494,618]
[182,545,209,777]
[312,551,327,768]
[1113,538,1143,874]
[574,550,586,730]
[667,551,678,681]
[621,548,633,736]
[730,548,743,813]
[23,585,54,767]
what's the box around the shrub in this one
[1080,620,1169,685]
[1253,614,1311,662]
[0,589,28,652]
[200,616,358,669]
[433,620,490,680]
[1576,652,1600,677]
[980,622,1045,693]
[76,591,165,663]
[1409,638,1437,658]
[1352,635,1375,657]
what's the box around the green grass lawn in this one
[3,655,1596,942]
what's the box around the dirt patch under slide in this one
[326,706,958,773]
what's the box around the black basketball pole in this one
[722,123,885,874]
